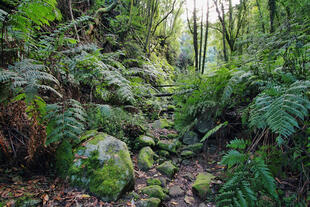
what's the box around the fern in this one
[216,138,278,206]
[226,138,249,150]
[200,121,228,143]
[249,80,310,143]
[0,59,61,100]
[45,99,86,145]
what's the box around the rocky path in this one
[0,119,225,207]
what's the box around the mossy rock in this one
[183,143,203,153]
[167,105,176,111]
[136,135,155,149]
[68,131,134,201]
[138,147,155,171]
[192,173,215,199]
[157,161,178,178]
[55,140,74,178]
[158,140,181,153]
[136,197,161,207]
[152,119,174,129]
[147,178,162,186]
[141,185,167,200]
[159,150,169,157]
[167,133,178,139]
[181,150,195,159]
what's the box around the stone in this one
[141,185,168,200]
[199,203,208,207]
[55,140,73,178]
[158,140,181,153]
[168,185,184,197]
[68,131,134,201]
[167,105,176,111]
[158,177,167,187]
[183,173,195,181]
[159,150,169,157]
[147,178,162,186]
[183,143,203,153]
[184,196,195,205]
[182,131,200,145]
[136,197,161,207]
[152,119,173,129]
[138,147,155,171]
[192,173,215,199]
[195,112,214,134]
[136,135,155,148]
[157,161,178,178]
[181,150,195,159]
[167,133,178,139]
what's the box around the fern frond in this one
[226,139,249,150]
[200,122,228,143]
[221,150,247,168]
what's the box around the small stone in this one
[136,197,161,207]
[184,196,195,205]
[169,185,185,197]
[141,185,168,200]
[183,143,203,153]
[199,203,208,207]
[147,178,162,186]
[136,135,155,148]
[192,173,216,199]
[157,161,178,178]
[138,147,155,171]
[158,177,167,187]
[159,150,170,157]
[183,173,195,181]
[158,140,181,153]
[181,150,195,159]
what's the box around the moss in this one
[138,147,155,171]
[88,132,107,145]
[184,143,203,153]
[159,150,169,157]
[157,161,177,178]
[181,150,195,159]
[167,133,178,139]
[147,178,162,186]
[158,140,181,153]
[55,140,74,178]
[80,130,98,142]
[69,141,134,201]
[136,135,155,148]
[141,185,167,200]
[137,197,161,207]
[192,173,215,199]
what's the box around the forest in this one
[0,0,309,206]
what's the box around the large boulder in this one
[68,131,135,201]
[192,173,215,199]
[138,147,155,171]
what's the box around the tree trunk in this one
[198,7,203,72]
[221,2,228,61]
[201,0,210,74]
[193,0,199,71]
[268,0,276,33]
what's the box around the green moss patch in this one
[192,173,215,199]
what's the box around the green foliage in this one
[0,59,61,102]
[217,139,278,207]
[45,99,86,145]
[200,122,228,143]
[249,80,310,144]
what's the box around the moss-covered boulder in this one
[158,140,181,153]
[138,147,155,171]
[68,131,134,201]
[136,135,155,148]
[141,185,168,200]
[152,119,174,129]
[192,173,215,199]
[157,161,178,178]
[136,197,161,207]
[55,140,74,178]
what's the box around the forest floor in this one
[0,123,225,207]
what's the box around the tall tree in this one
[201,0,210,74]
[198,7,203,72]
[268,0,276,33]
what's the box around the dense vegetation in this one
[0,0,309,206]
